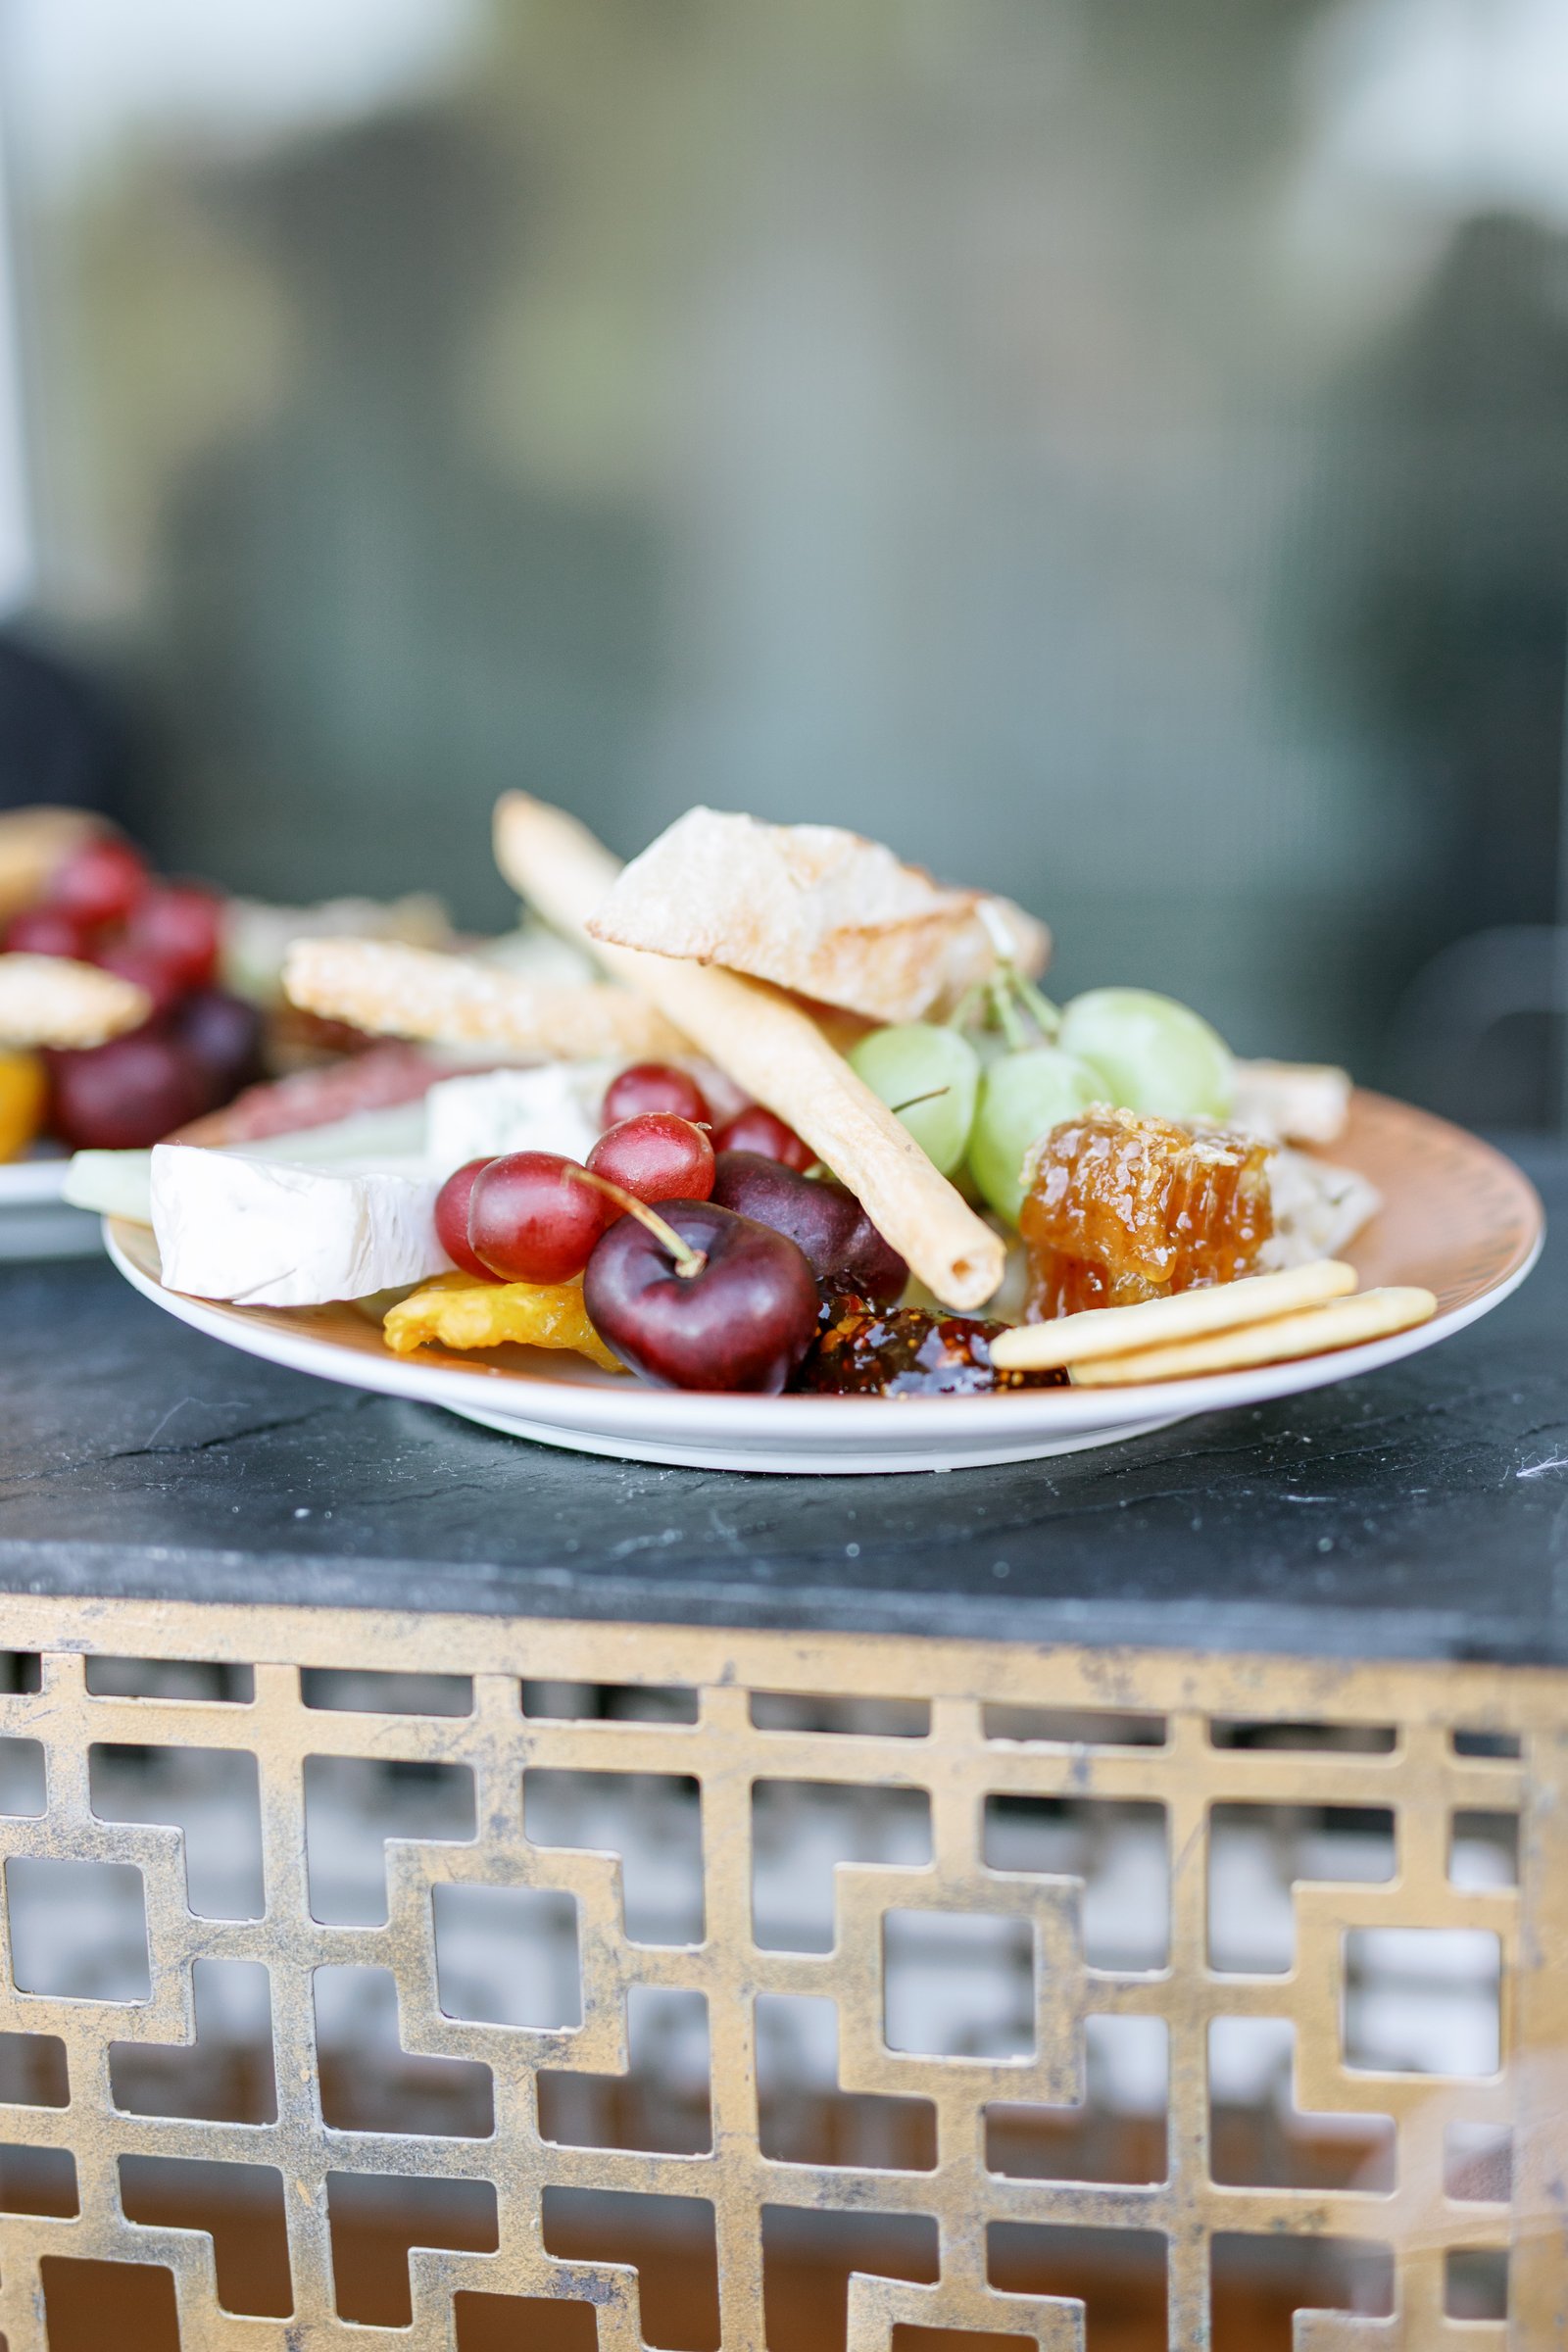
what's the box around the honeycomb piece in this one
[1020,1105,1273,1319]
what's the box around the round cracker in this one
[989,1258,1358,1372]
[0,953,152,1049]
[1068,1286,1438,1387]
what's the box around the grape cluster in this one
[3,835,260,1148]
[846,980,1235,1228]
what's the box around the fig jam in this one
[1020,1105,1272,1319]
[797,1295,1067,1397]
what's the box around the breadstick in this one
[493,793,1006,1309]
[0,807,101,922]
[283,936,689,1061]
[0,953,151,1049]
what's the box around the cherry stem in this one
[565,1165,708,1279]
[891,1086,951,1115]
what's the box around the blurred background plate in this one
[103,1093,1543,1475]
[0,1152,98,1258]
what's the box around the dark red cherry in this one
[583,1200,819,1393]
[435,1157,498,1281]
[47,1029,209,1149]
[47,836,148,927]
[92,937,185,1018]
[124,882,222,990]
[467,1152,610,1285]
[710,1151,906,1306]
[710,1104,813,1171]
[174,988,266,1102]
[3,904,90,958]
[587,1113,714,1205]
[602,1061,710,1128]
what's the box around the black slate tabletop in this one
[0,1140,1560,1665]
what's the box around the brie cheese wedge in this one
[151,1144,449,1306]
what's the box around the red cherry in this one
[587,1113,714,1206]
[92,938,185,1017]
[124,883,222,990]
[602,1061,710,1128]
[48,1029,209,1149]
[47,837,148,927]
[711,1150,906,1305]
[435,1158,498,1281]
[467,1152,610,1285]
[711,1105,814,1171]
[2,905,90,958]
[584,1200,820,1393]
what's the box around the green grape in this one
[968,1046,1102,1225]
[847,1022,980,1175]
[1057,988,1236,1122]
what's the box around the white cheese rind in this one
[423,1061,613,1172]
[151,1145,449,1306]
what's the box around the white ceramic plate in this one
[0,1152,100,1260]
[102,1094,1544,1475]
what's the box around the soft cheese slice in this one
[151,1144,449,1306]
[423,1061,614,1170]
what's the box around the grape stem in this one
[949,961,1059,1048]
[564,1165,708,1280]
[989,974,1028,1053]
[890,1086,951,1115]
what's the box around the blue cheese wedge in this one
[151,1143,449,1307]
[422,1061,614,1170]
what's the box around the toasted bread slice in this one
[1233,1058,1352,1146]
[283,936,689,1060]
[583,808,1049,1024]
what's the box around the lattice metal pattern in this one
[0,1598,1562,2350]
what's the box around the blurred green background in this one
[3,0,1567,1117]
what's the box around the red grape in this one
[587,1113,714,1205]
[3,905,89,958]
[47,837,148,927]
[92,938,184,1017]
[435,1158,498,1281]
[584,1200,819,1392]
[711,1104,814,1171]
[602,1061,710,1128]
[124,883,222,990]
[468,1152,610,1285]
[48,1030,209,1149]
[175,988,265,1101]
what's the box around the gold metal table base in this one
[0,1594,1560,2349]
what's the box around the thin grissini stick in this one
[989,1259,1357,1372]
[493,793,1006,1310]
[0,806,100,922]
[282,937,690,1061]
[0,953,151,1049]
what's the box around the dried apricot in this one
[383,1272,624,1371]
[0,1050,46,1162]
